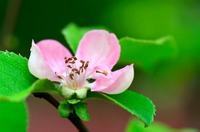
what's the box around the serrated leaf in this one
[74,102,90,121]
[126,120,198,132]
[0,102,28,132]
[0,51,36,102]
[62,23,106,53]
[88,90,156,126]
[119,37,177,70]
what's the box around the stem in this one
[33,93,88,132]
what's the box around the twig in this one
[33,93,88,132]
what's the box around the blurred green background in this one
[0,0,200,131]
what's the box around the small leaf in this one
[0,51,36,102]
[88,90,156,126]
[58,101,71,118]
[67,99,81,104]
[62,23,106,53]
[74,102,90,121]
[119,36,177,70]
[0,102,28,132]
[126,120,198,132]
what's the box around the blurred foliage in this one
[1,0,200,62]
[126,120,198,132]
[62,23,91,53]
[119,36,177,70]
[102,0,200,60]
[0,0,200,129]
[0,102,28,132]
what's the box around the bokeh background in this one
[0,0,200,131]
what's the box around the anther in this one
[80,60,85,69]
[96,70,108,76]
[67,65,72,68]
[68,57,73,61]
[55,72,63,79]
[72,68,79,73]
[70,61,75,64]
[80,60,85,64]
[72,56,77,60]
[65,60,69,64]
[57,75,63,79]
[69,73,74,80]
[84,61,89,69]
[80,68,84,73]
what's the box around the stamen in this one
[72,56,77,60]
[69,73,74,80]
[80,60,84,63]
[57,75,63,79]
[72,68,78,72]
[55,72,63,79]
[67,57,73,61]
[84,61,89,69]
[69,61,75,64]
[76,71,80,75]
[63,56,90,87]
[67,65,72,68]
[96,70,108,76]
[72,68,80,74]
[79,60,85,69]
[80,67,84,73]
[65,57,72,63]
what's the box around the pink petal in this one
[92,64,134,94]
[28,40,72,81]
[36,39,72,74]
[28,41,56,81]
[76,30,120,70]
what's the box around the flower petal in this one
[76,30,120,70]
[28,40,72,81]
[28,41,56,80]
[36,39,72,74]
[92,64,134,94]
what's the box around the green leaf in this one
[126,120,198,132]
[31,79,58,93]
[58,101,71,118]
[74,102,90,121]
[0,51,36,102]
[88,90,156,126]
[62,23,91,53]
[119,36,177,70]
[0,102,28,132]
[62,23,106,53]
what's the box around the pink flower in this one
[28,30,134,98]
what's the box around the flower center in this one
[55,57,110,99]
[64,56,89,80]
[56,56,89,90]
